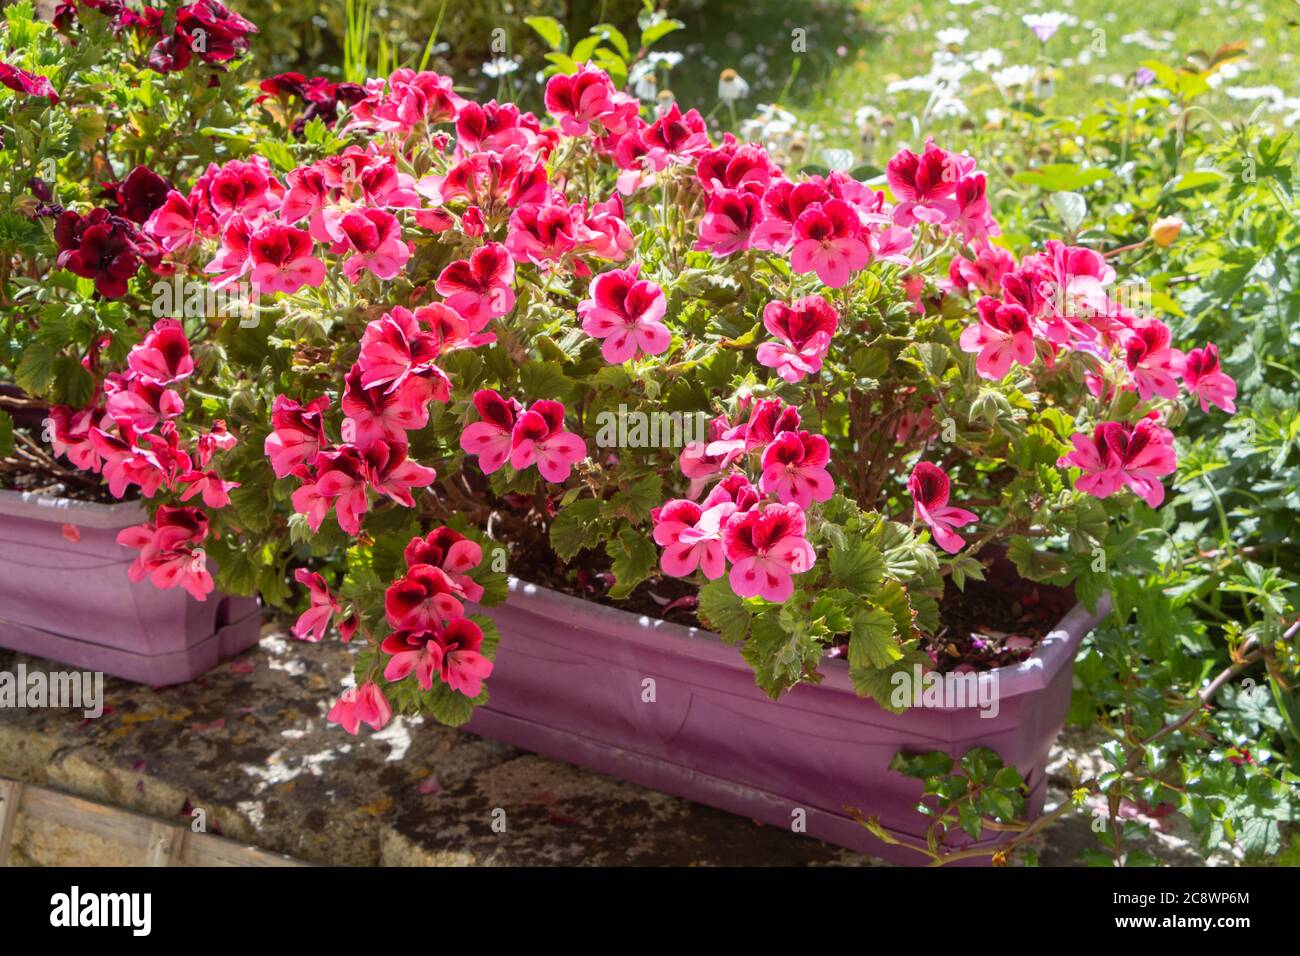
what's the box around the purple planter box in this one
[467,578,1109,864]
[0,489,262,685]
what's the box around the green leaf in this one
[570,35,603,64]
[15,341,56,397]
[848,651,930,713]
[423,680,482,727]
[1051,191,1087,231]
[523,15,567,51]
[519,360,576,402]
[848,605,902,669]
[1007,538,1073,584]
[255,140,298,173]
[590,23,630,60]
[549,497,604,561]
[742,609,822,699]
[607,528,657,600]
[52,354,94,408]
[829,538,885,592]
[1012,163,1112,192]
[697,578,751,643]
[608,472,663,523]
[639,15,684,48]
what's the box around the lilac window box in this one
[467,578,1107,864]
[0,489,261,686]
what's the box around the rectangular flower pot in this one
[0,489,262,686]
[466,578,1109,864]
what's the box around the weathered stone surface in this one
[0,631,1218,866]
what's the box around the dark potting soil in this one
[922,553,1076,672]
[507,527,1076,673]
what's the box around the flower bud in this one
[1150,215,1184,247]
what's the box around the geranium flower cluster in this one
[144,147,423,294]
[46,320,240,598]
[319,527,493,734]
[55,0,257,74]
[459,390,587,483]
[258,72,366,136]
[950,238,1235,507]
[116,504,214,601]
[655,399,824,602]
[264,306,459,536]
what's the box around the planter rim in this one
[498,576,1110,708]
[0,488,145,529]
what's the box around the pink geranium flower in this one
[640,103,710,167]
[337,209,411,281]
[104,376,184,433]
[750,179,830,253]
[0,62,60,104]
[90,424,170,498]
[383,618,492,696]
[760,430,835,508]
[1182,343,1237,413]
[420,302,496,355]
[145,190,201,253]
[1059,418,1177,508]
[126,318,194,387]
[951,173,999,242]
[509,400,587,483]
[756,295,838,382]
[48,406,104,473]
[291,567,341,643]
[579,194,635,261]
[543,64,635,136]
[249,224,324,295]
[264,394,329,478]
[678,415,744,499]
[694,186,762,256]
[696,139,778,194]
[341,364,432,449]
[959,296,1036,380]
[887,141,967,227]
[790,199,870,288]
[177,468,240,509]
[652,499,736,579]
[356,306,445,391]
[459,388,523,474]
[385,563,464,630]
[578,265,671,363]
[404,528,485,602]
[116,505,213,601]
[364,439,437,507]
[908,461,978,554]
[504,201,583,265]
[434,242,516,330]
[1123,318,1183,401]
[949,240,1016,296]
[292,445,370,534]
[279,165,330,234]
[456,99,536,154]
[722,502,817,603]
[327,681,393,735]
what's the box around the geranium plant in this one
[1,0,1239,738]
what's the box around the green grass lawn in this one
[698,0,1300,166]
